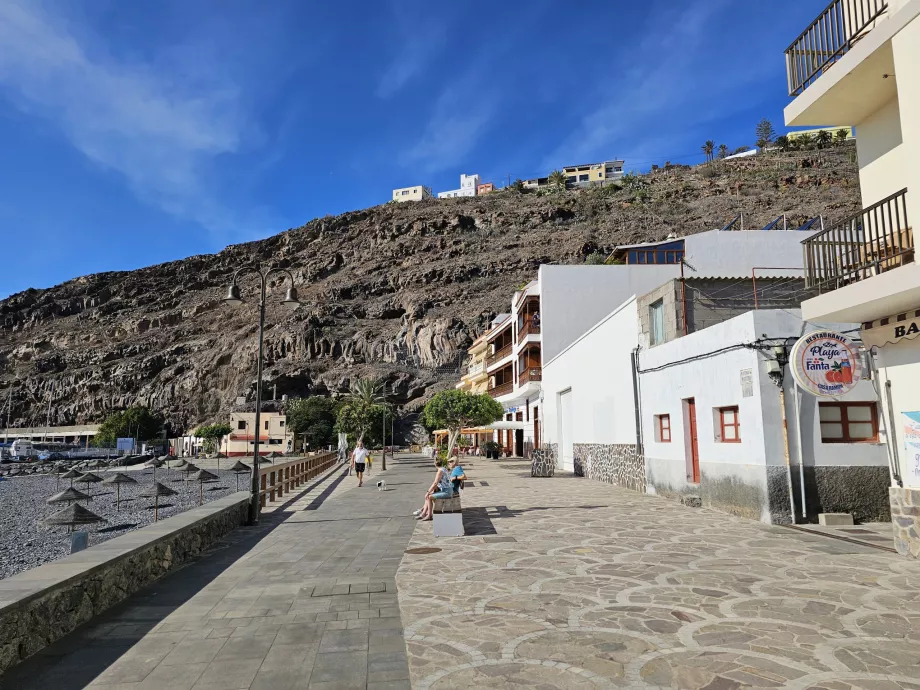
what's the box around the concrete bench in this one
[432,493,463,537]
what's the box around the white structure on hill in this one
[438,174,480,199]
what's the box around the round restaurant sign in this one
[790,330,863,397]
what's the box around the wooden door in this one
[687,398,700,483]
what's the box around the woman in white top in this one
[351,440,370,487]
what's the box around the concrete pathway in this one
[397,458,920,689]
[0,454,429,690]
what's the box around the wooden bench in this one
[432,493,463,537]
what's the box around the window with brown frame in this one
[657,414,671,442]
[819,402,879,443]
[718,406,740,442]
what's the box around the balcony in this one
[803,188,912,292]
[467,361,484,377]
[786,0,888,97]
[488,381,514,398]
[517,320,541,343]
[518,367,542,385]
[487,343,513,367]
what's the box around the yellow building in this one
[784,0,920,557]
[226,412,292,456]
[563,159,624,187]
[392,185,433,203]
[455,336,489,394]
[787,126,854,141]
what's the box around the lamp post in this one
[223,267,300,525]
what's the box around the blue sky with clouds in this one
[0,0,827,298]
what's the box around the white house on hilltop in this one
[438,174,480,199]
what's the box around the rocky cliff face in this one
[0,147,860,433]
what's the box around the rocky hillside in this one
[0,146,860,433]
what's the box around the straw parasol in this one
[230,461,250,491]
[102,472,138,509]
[51,463,67,490]
[76,472,103,494]
[46,486,93,505]
[42,503,106,533]
[179,463,200,479]
[188,469,218,505]
[60,468,83,487]
[145,457,166,481]
[139,482,178,521]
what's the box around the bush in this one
[584,252,607,265]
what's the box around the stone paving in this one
[0,455,427,690]
[397,458,920,690]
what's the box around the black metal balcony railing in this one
[803,188,911,291]
[786,0,888,96]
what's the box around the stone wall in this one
[0,493,249,674]
[790,466,892,524]
[890,486,920,559]
[574,443,646,493]
[530,449,555,477]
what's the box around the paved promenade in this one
[3,453,920,689]
[397,458,920,689]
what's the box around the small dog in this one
[376,480,387,491]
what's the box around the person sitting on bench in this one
[414,458,453,521]
[448,457,466,493]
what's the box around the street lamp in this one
[223,266,300,524]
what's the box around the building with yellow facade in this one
[455,336,489,394]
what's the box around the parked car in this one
[38,451,65,461]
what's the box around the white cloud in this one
[0,0,269,238]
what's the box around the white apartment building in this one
[392,185,433,203]
[437,174,480,199]
[784,0,920,557]
[226,411,292,456]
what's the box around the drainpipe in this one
[778,384,796,524]
[791,382,806,519]
[680,262,688,335]
[631,347,644,457]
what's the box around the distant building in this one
[392,185,433,203]
[477,182,495,195]
[438,174,480,199]
[227,411,292,456]
[787,126,854,141]
[523,177,548,190]
[563,159,624,187]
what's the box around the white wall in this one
[876,340,920,487]
[542,298,641,467]
[892,11,920,217]
[682,230,817,277]
[539,265,680,362]
[855,97,905,206]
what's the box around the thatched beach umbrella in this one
[46,486,93,505]
[188,468,218,505]
[102,472,138,509]
[139,482,177,521]
[230,461,250,491]
[179,463,199,479]
[60,468,82,487]
[145,457,165,481]
[76,472,103,494]
[42,503,106,533]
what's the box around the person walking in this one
[351,440,370,487]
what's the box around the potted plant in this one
[483,440,500,459]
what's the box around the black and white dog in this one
[376,480,387,491]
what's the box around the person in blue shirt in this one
[448,457,466,493]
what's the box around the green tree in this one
[287,397,339,450]
[717,144,729,159]
[815,129,833,148]
[701,140,715,163]
[421,390,504,460]
[755,118,776,149]
[548,169,567,190]
[509,178,526,193]
[796,132,815,149]
[775,135,790,151]
[835,128,850,144]
[94,406,164,448]
[194,422,232,454]
[584,252,607,265]
[335,378,387,445]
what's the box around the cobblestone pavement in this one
[396,458,920,690]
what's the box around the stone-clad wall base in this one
[890,486,920,558]
[790,466,892,524]
[0,493,250,675]
[573,443,646,493]
[530,449,555,477]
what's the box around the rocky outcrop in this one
[0,146,861,432]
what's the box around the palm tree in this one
[701,140,715,163]
[835,128,850,144]
[718,144,729,159]
[775,135,790,151]
[815,129,833,148]
[338,378,387,444]
[548,169,567,191]
[797,132,815,150]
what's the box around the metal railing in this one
[786,0,888,96]
[487,343,513,366]
[488,381,514,398]
[517,320,541,343]
[467,360,484,376]
[803,188,911,291]
[258,451,338,507]
[519,368,542,385]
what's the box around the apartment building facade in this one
[438,174,480,199]
[226,411,292,456]
[392,185,433,203]
[563,159,625,187]
[456,336,489,395]
[784,0,920,556]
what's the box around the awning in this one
[860,308,920,348]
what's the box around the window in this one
[237,421,246,430]
[718,406,740,442]
[268,439,282,445]
[656,414,671,442]
[279,420,285,427]
[650,299,665,346]
[264,420,269,430]
[819,402,878,443]
[578,174,589,182]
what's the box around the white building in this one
[438,174,480,199]
[784,0,920,556]
[226,412,292,456]
[392,185,433,203]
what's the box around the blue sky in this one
[0,0,827,298]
